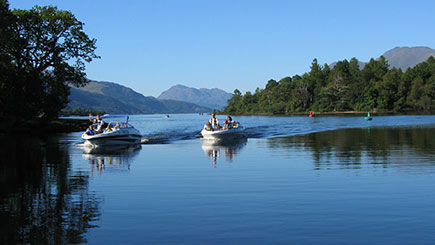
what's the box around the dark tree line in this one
[225,56,435,114]
[0,0,98,122]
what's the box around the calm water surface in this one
[1,114,435,244]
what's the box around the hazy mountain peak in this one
[330,46,435,70]
[158,85,232,110]
[382,46,435,69]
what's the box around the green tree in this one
[223,55,435,114]
[0,0,17,118]
[346,57,365,110]
[0,3,99,121]
[376,68,402,110]
[225,89,243,113]
[407,76,424,109]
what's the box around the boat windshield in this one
[101,114,129,122]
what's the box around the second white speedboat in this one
[81,115,142,146]
[201,124,247,143]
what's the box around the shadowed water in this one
[1,114,435,244]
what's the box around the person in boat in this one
[89,113,97,125]
[89,113,93,123]
[204,121,212,130]
[115,123,121,130]
[208,113,220,129]
[95,115,107,133]
[223,119,229,129]
[96,114,104,125]
[226,116,237,127]
[103,124,112,133]
[96,122,104,133]
[225,115,239,128]
[86,125,96,135]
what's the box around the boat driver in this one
[208,113,220,129]
[95,115,106,133]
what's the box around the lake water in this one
[1,114,435,244]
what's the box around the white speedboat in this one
[81,115,142,146]
[201,124,247,143]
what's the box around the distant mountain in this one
[67,81,211,114]
[158,85,233,110]
[382,46,435,70]
[330,46,435,70]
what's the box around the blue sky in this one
[9,0,435,97]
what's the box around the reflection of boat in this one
[201,125,247,143]
[81,115,142,146]
[81,143,141,154]
[201,138,247,167]
[80,144,141,175]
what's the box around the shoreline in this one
[2,111,434,135]
[217,110,435,116]
[0,118,89,135]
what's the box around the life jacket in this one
[209,117,218,127]
[87,129,95,135]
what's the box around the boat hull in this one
[201,127,247,143]
[82,128,142,146]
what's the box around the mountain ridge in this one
[330,46,435,69]
[157,85,232,110]
[67,81,211,114]
[382,46,435,70]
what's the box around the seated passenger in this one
[223,119,229,129]
[115,123,120,130]
[86,125,96,135]
[226,116,237,128]
[103,124,112,133]
[204,121,212,131]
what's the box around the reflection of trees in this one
[267,127,435,170]
[0,136,102,244]
[201,139,247,168]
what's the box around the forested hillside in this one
[224,56,435,114]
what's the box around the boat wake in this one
[136,115,435,144]
[141,130,202,144]
[139,124,334,144]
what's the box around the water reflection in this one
[201,138,247,167]
[80,144,141,176]
[267,127,435,171]
[0,135,102,244]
